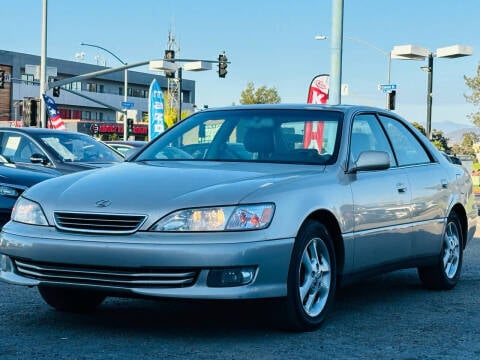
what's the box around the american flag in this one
[42,94,66,130]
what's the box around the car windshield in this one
[38,133,124,163]
[136,108,343,165]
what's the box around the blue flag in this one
[148,78,165,140]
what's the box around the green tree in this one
[464,64,480,126]
[411,122,452,152]
[430,129,451,152]
[411,122,426,136]
[240,82,281,104]
[451,131,479,157]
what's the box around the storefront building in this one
[0,50,196,139]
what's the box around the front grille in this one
[54,212,147,234]
[14,259,198,288]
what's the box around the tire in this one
[281,219,337,332]
[38,285,106,312]
[418,212,464,290]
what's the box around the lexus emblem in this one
[95,200,112,208]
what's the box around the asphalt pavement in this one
[0,220,478,359]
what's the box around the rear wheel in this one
[418,212,463,290]
[38,286,106,312]
[280,219,337,332]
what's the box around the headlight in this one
[11,197,48,226]
[151,203,275,232]
[0,185,21,198]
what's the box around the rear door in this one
[378,115,449,257]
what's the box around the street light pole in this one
[80,43,128,140]
[391,44,472,139]
[328,0,344,105]
[425,53,434,138]
[345,36,393,109]
[40,0,47,128]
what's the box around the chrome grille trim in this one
[54,212,147,234]
[14,260,198,288]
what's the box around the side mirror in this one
[349,151,390,173]
[30,153,50,165]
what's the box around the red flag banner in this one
[42,94,66,130]
[307,74,329,104]
[305,74,329,149]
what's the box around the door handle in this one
[441,179,448,189]
[396,183,407,193]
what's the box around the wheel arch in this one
[450,203,468,250]
[304,210,345,278]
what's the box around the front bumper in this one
[0,222,294,300]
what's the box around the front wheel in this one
[38,286,106,312]
[418,212,464,290]
[281,219,337,332]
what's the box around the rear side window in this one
[378,115,431,166]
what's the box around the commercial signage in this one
[148,78,165,140]
[88,122,147,136]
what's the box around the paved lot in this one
[0,225,479,359]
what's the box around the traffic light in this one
[22,98,31,126]
[164,50,175,78]
[387,90,396,110]
[29,99,38,127]
[0,70,5,89]
[22,98,38,127]
[218,54,228,78]
[127,118,134,134]
[53,86,60,97]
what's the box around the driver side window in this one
[350,114,396,167]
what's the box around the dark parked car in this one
[0,156,57,225]
[0,127,124,175]
[441,151,462,165]
[104,140,147,157]
[0,105,476,332]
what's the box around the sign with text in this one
[121,101,134,109]
[378,84,397,93]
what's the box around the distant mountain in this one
[446,127,480,144]
[432,121,475,133]
[431,121,480,143]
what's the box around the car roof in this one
[200,103,391,112]
[198,103,403,121]
[0,127,84,136]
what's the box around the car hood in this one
[55,161,120,174]
[25,161,326,223]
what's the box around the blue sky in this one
[3,0,480,129]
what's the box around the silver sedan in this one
[0,104,476,332]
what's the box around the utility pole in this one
[328,0,344,105]
[40,0,47,128]
[166,29,181,120]
[425,53,434,139]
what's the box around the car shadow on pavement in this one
[33,268,430,335]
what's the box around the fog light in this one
[0,254,12,272]
[207,267,256,287]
